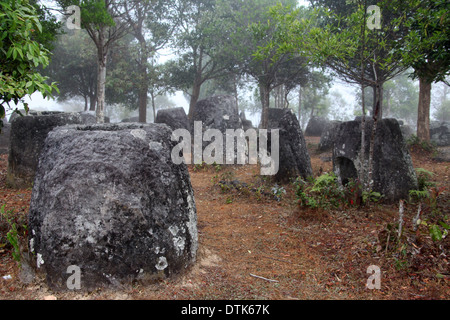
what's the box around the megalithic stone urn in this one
[28,123,198,291]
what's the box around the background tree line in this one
[1,0,448,139]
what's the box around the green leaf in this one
[439,221,450,230]
[429,224,443,242]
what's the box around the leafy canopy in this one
[0,0,58,119]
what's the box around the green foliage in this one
[6,222,20,262]
[29,0,63,51]
[294,173,383,210]
[362,190,382,204]
[0,0,58,116]
[409,189,431,202]
[271,184,286,202]
[43,28,98,110]
[408,167,435,203]
[415,168,435,190]
[388,0,450,84]
[383,72,419,124]
[0,204,27,264]
[294,173,344,209]
[406,135,438,153]
[56,0,115,29]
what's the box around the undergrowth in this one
[293,173,382,210]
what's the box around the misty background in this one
[7,0,449,130]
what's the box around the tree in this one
[383,72,419,126]
[432,81,450,123]
[389,0,450,142]
[308,0,408,119]
[44,28,98,111]
[241,0,312,128]
[254,2,388,192]
[0,0,58,124]
[121,0,179,123]
[298,71,331,120]
[56,0,129,123]
[29,0,63,52]
[167,0,237,120]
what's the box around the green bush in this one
[293,173,383,210]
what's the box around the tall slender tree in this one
[388,0,450,142]
[44,28,98,111]
[168,0,237,120]
[56,0,129,123]
[121,0,179,123]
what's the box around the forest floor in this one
[0,137,449,300]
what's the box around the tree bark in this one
[95,27,108,124]
[150,90,156,123]
[84,96,88,112]
[233,74,239,111]
[188,76,202,120]
[96,52,107,123]
[416,77,432,142]
[137,33,149,123]
[89,93,96,112]
[138,85,148,123]
[259,82,270,129]
[372,84,384,120]
[298,85,302,122]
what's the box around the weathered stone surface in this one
[7,112,83,188]
[156,107,190,132]
[79,111,97,124]
[239,112,254,131]
[318,120,342,152]
[192,95,243,134]
[121,116,140,123]
[268,108,313,182]
[332,119,418,202]
[192,95,245,164]
[8,109,37,123]
[0,119,11,155]
[400,124,415,141]
[305,116,330,137]
[28,123,198,291]
[430,121,450,147]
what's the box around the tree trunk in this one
[259,82,270,129]
[150,90,156,123]
[233,74,239,111]
[138,86,148,123]
[188,76,202,120]
[96,54,107,123]
[137,35,148,123]
[298,85,302,122]
[360,84,367,191]
[372,84,383,120]
[96,28,108,124]
[89,93,96,112]
[417,77,432,142]
[84,96,88,112]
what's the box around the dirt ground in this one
[0,137,448,300]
